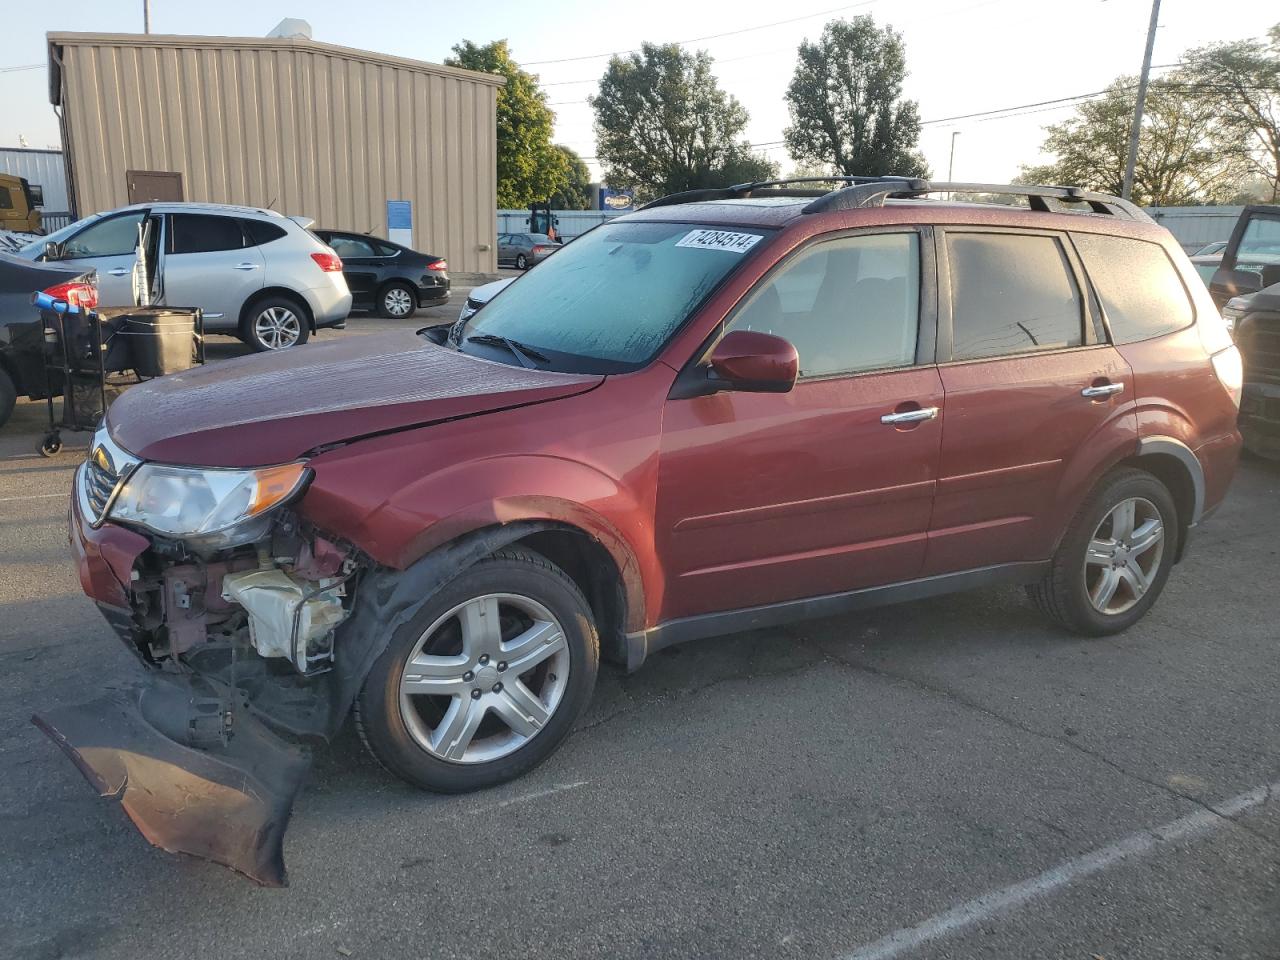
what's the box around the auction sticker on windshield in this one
[675,229,763,254]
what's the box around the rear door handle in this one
[234,262,261,271]
[1081,382,1124,398]
[107,267,130,276]
[881,406,939,425]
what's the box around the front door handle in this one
[107,267,130,276]
[1081,382,1124,398]
[234,262,261,271]
[881,406,939,425]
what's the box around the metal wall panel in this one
[0,148,70,213]
[49,33,501,273]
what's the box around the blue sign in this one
[387,200,412,230]
[600,188,635,211]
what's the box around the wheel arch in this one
[1121,436,1205,562]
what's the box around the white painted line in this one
[843,780,1278,960]
[0,493,68,502]
[468,780,590,816]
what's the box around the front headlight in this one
[109,461,310,549]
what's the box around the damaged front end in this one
[37,431,373,886]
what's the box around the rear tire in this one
[241,296,311,352]
[1027,467,1179,636]
[377,282,417,319]
[0,369,16,429]
[355,548,599,793]
[515,254,528,270]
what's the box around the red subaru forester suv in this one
[43,178,1242,884]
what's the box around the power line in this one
[0,63,44,74]
[522,1,876,66]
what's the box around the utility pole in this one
[947,131,960,181]
[143,0,151,34]
[1122,0,1160,200]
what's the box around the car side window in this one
[169,214,246,255]
[242,219,287,246]
[725,232,921,379]
[61,212,146,259]
[327,235,378,258]
[372,240,399,256]
[946,233,1083,361]
[1234,215,1280,275]
[1072,233,1193,343]
[0,186,11,210]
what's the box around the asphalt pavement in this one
[0,317,1277,959]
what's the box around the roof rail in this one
[801,180,1152,221]
[637,176,919,210]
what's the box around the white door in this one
[160,213,264,325]
[56,210,148,307]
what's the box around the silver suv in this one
[19,202,352,351]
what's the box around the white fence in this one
[497,209,622,239]
[0,147,70,216]
[1144,206,1245,253]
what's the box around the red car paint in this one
[76,199,1241,644]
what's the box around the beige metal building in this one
[47,31,502,274]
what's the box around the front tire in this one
[377,282,417,319]
[1028,467,1179,636]
[0,368,16,429]
[356,548,599,793]
[242,296,310,351]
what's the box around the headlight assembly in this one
[109,461,310,549]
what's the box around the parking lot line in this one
[842,779,1278,960]
[0,492,68,502]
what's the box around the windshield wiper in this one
[464,334,550,369]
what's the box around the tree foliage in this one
[784,16,928,178]
[590,43,777,200]
[446,40,567,207]
[547,145,594,210]
[1019,76,1251,206]
[1179,25,1280,202]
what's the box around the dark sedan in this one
[313,230,449,319]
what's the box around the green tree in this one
[784,16,928,178]
[446,40,567,207]
[590,42,778,200]
[1180,26,1280,202]
[1018,76,1250,206]
[547,145,594,209]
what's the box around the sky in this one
[2,0,1276,185]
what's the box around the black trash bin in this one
[100,307,201,378]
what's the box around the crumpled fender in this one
[33,519,565,885]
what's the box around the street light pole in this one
[143,0,151,33]
[947,131,960,181]
[1122,0,1161,200]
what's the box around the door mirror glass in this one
[708,330,798,393]
[1210,267,1262,305]
[44,240,63,261]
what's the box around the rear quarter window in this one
[243,219,288,246]
[1072,233,1194,343]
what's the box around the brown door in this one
[126,170,183,204]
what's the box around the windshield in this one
[19,214,102,254]
[455,220,773,372]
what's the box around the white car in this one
[457,276,516,322]
[18,202,352,351]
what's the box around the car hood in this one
[107,331,603,467]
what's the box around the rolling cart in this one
[34,294,205,457]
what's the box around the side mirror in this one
[1209,267,1261,308]
[707,330,798,394]
[44,240,64,261]
[1261,264,1280,289]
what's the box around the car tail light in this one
[425,259,447,271]
[1210,344,1244,409]
[532,246,548,254]
[310,252,344,272]
[42,280,99,311]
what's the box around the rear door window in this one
[169,214,246,254]
[242,219,288,246]
[1072,233,1194,343]
[946,232,1083,360]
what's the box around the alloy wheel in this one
[383,287,413,317]
[254,306,301,349]
[1083,496,1165,615]
[398,593,571,764]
